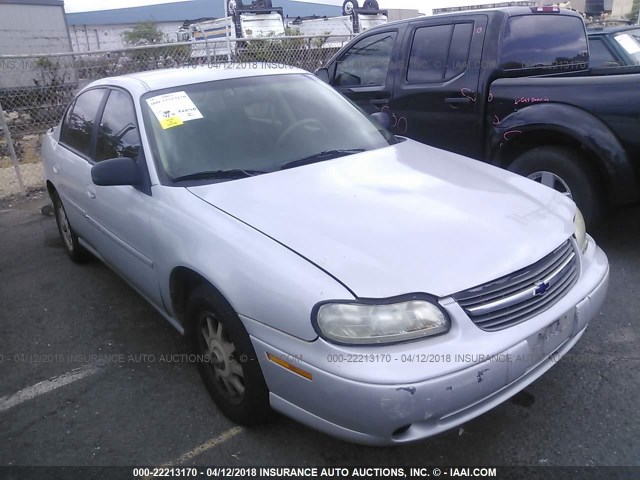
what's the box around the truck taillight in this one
[530,6,561,13]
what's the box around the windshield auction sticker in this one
[146,91,204,129]
[614,34,640,55]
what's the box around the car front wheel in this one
[187,284,270,425]
[51,190,90,263]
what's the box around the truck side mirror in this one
[316,68,330,83]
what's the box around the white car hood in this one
[188,139,575,298]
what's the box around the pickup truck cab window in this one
[500,15,588,71]
[335,31,398,86]
[60,88,106,157]
[408,22,474,83]
[95,89,141,162]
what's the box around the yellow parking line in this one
[167,426,244,466]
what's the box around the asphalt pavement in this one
[0,191,638,468]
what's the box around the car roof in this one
[587,24,639,35]
[86,63,309,95]
[377,6,582,30]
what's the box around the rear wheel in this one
[51,190,90,263]
[187,284,270,425]
[508,146,604,227]
[342,0,359,15]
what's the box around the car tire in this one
[51,189,91,263]
[508,146,603,227]
[363,0,379,10]
[342,0,359,15]
[227,0,243,15]
[187,284,271,426]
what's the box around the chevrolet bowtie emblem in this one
[534,281,550,296]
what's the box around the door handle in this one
[370,98,390,106]
[445,97,472,105]
[85,186,96,199]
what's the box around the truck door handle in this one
[370,99,390,106]
[445,97,472,105]
[85,186,96,199]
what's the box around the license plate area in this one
[521,308,576,370]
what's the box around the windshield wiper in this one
[172,169,266,182]
[280,149,366,170]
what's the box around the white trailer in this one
[178,7,286,60]
[286,9,387,48]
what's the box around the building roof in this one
[65,0,341,26]
[0,0,64,5]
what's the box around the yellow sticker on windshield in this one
[160,116,184,129]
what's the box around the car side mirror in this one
[370,111,392,130]
[316,67,330,84]
[91,157,141,186]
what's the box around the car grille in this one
[453,240,579,331]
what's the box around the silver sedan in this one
[42,65,609,445]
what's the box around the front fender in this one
[151,186,354,341]
[488,103,637,205]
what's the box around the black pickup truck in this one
[317,6,640,225]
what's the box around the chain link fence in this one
[0,34,352,199]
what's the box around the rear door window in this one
[407,22,474,83]
[60,89,105,156]
[500,15,588,71]
[335,31,398,86]
[407,25,452,83]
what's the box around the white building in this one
[611,0,635,18]
[0,0,73,88]
[65,0,344,53]
[68,21,184,52]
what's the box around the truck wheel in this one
[342,0,359,15]
[187,284,271,425]
[509,146,603,226]
[363,0,379,9]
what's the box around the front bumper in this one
[246,238,609,446]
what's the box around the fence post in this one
[0,99,25,194]
[204,35,211,65]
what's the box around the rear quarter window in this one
[500,15,588,71]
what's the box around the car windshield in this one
[614,30,640,63]
[141,73,394,182]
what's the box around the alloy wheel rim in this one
[200,311,245,401]
[528,171,573,200]
[228,0,237,14]
[55,203,74,252]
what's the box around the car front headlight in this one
[574,208,588,254]
[314,297,450,345]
